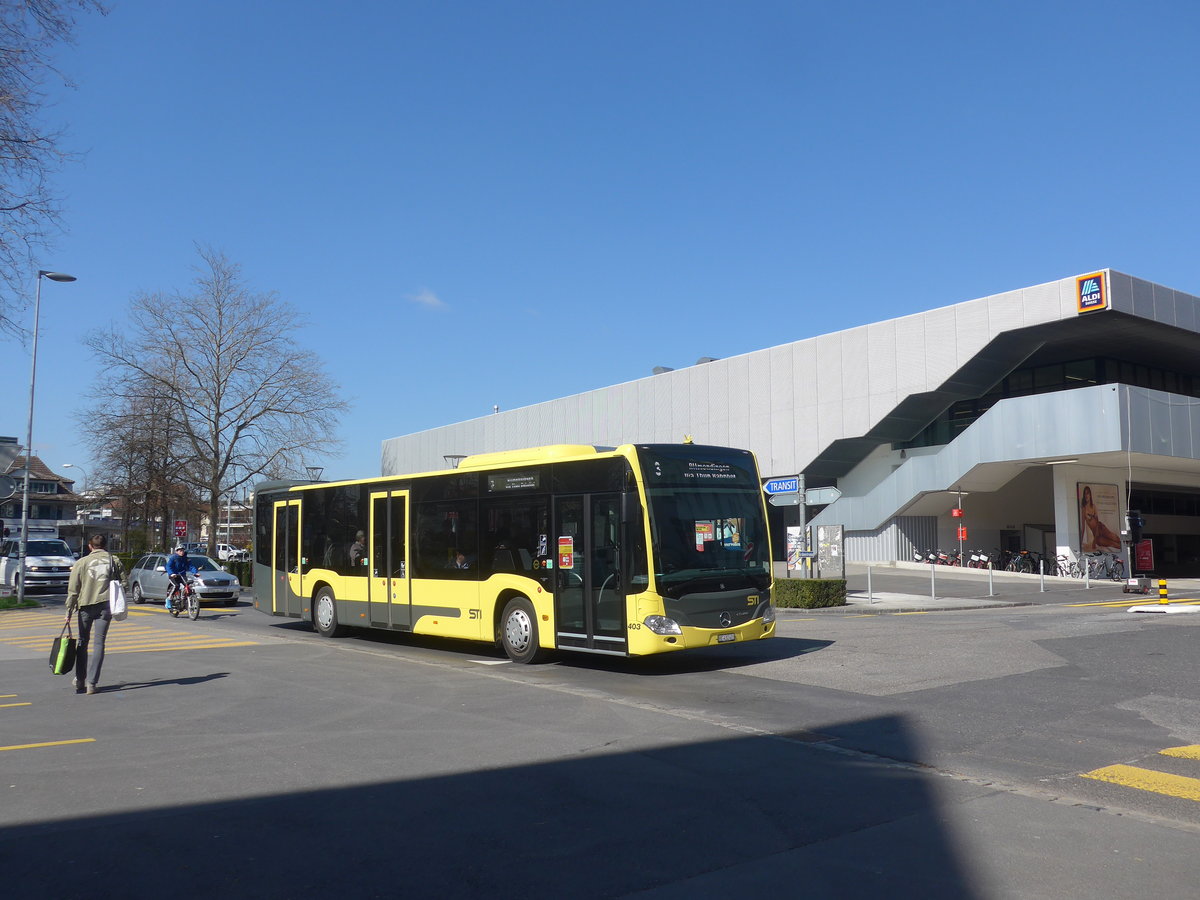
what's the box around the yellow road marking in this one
[1161,745,1200,760]
[1080,764,1200,802]
[1068,597,1200,608]
[895,611,930,616]
[111,641,258,654]
[0,694,17,698]
[0,614,257,655]
[0,738,95,752]
[0,702,32,708]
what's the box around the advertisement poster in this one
[1077,482,1123,553]
[1135,539,1154,573]
[817,525,844,578]
[786,527,805,572]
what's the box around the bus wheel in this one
[500,597,544,664]
[313,586,346,638]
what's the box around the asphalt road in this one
[2,583,1198,899]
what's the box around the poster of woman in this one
[1078,483,1123,553]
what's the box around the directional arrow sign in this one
[804,486,842,505]
[763,477,799,495]
[769,493,802,507]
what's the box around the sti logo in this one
[1076,272,1107,313]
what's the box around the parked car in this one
[216,543,249,562]
[127,553,241,606]
[0,538,76,593]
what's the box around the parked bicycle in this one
[1084,551,1124,581]
[1055,554,1082,578]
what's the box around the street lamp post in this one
[62,462,89,493]
[18,270,76,604]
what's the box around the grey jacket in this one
[66,550,124,615]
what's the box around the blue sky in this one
[10,0,1200,485]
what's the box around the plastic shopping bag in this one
[50,623,76,674]
[109,579,128,621]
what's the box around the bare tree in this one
[0,0,105,337]
[78,372,202,552]
[85,247,348,554]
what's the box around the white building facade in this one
[382,271,1200,576]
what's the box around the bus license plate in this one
[717,633,736,643]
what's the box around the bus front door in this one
[553,494,627,655]
[271,499,302,616]
[369,489,410,629]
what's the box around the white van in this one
[0,535,76,593]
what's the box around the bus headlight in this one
[643,615,683,636]
[762,603,776,625]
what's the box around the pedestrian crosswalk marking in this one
[0,611,256,654]
[1160,745,1200,760]
[1080,764,1200,803]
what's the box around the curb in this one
[778,600,1033,615]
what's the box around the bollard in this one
[1159,578,1169,605]
[931,560,936,601]
[988,561,995,597]
[1039,558,1046,592]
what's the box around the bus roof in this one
[255,444,628,495]
[457,444,616,470]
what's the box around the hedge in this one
[773,577,847,609]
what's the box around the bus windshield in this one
[637,445,771,598]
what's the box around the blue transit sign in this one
[763,477,799,495]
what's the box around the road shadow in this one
[4,715,980,899]
[101,672,231,692]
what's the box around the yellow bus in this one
[253,443,775,662]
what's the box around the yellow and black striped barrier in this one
[1159,578,1169,605]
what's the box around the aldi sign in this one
[1076,271,1107,313]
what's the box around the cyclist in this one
[165,546,198,612]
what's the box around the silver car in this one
[128,553,241,606]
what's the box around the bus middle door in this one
[369,489,411,629]
[271,499,302,616]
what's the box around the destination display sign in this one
[487,471,541,492]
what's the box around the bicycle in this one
[1055,555,1081,578]
[165,574,201,620]
[1084,552,1124,581]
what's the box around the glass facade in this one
[902,357,1200,449]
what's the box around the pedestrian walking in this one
[64,533,123,695]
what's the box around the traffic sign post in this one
[768,493,801,507]
[764,477,800,496]
[803,486,842,506]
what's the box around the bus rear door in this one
[369,489,410,629]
